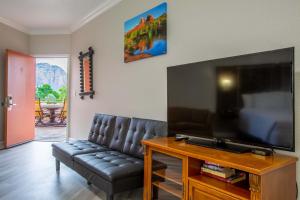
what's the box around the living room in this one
[0,0,299,200]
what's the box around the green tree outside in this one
[36,84,67,103]
[58,86,67,100]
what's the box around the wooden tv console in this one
[142,137,298,200]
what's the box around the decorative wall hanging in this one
[124,2,167,63]
[78,47,95,99]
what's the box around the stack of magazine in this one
[201,161,246,184]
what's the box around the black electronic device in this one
[175,135,188,141]
[186,137,251,153]
[251,148,273,156]
[167,47,295,152]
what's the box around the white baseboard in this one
[0,141,4,149]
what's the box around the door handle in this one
[3,96,16,110]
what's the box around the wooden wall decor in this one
[78,47,95,99]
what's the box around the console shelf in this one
[153,169,182,185]
[143,137,298,200]
[152,181,182,198]
[189,175,250,200]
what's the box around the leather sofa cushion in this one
[122,118,167,158]
[74,151,144,182]
[109,116,131,151]
[88,114,116,146]
[52,140,108,160]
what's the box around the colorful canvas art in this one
[124,3,167,63]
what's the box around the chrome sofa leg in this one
[56,159,60,171]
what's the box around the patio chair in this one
[35,99,50,126]
[58,99,67,125]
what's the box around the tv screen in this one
[167,48,294,151]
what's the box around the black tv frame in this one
[167,47,295,152]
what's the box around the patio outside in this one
[35,57,68,142]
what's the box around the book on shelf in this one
[202,163,234,173]
[201,166,235,178]
[204,161,223,167]
[227,173,247,184]
[201,171,246,184]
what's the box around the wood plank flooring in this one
[0,142,142,200]
[35,127,66,142]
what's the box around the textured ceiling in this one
[0,0,122,34]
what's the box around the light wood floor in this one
[0,142,142,200]
[35,127,66,142]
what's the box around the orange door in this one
[4,50,35,148]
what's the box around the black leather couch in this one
[52,114,167,200]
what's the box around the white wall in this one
[0,22,29,146]
[70,0,300,188]
[29,34,71,55]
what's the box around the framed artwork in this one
[124,3,167,63]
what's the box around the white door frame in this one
[32,54,71,139]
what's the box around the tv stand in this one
[186,137,251,153]
[142,137,298,200]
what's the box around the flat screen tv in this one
[167,47,294,152]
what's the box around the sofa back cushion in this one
[109,116,131,151]
[88,114,116,146]
[123,118,167,158]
